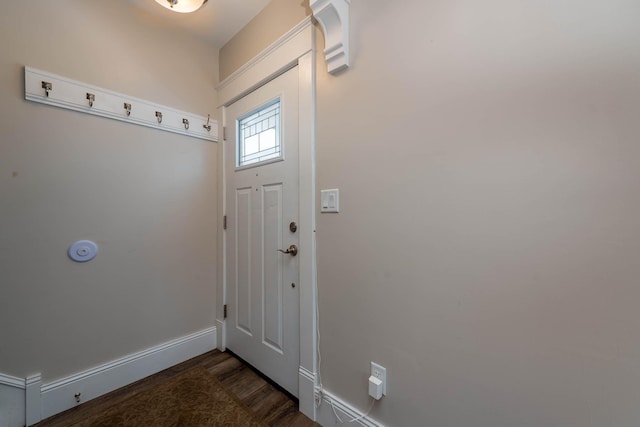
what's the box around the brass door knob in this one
[277,244,298,256]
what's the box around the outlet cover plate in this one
[371,361,387,395]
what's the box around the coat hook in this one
[124,103,131,117]
[183,118,189,130]
[86,93,95,108]
[203,114,212,132]
[155,111,163,124]
[42,81,52,97]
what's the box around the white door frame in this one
[215,17,317,420]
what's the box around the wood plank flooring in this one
[34,350,319,427]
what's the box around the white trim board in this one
[0,373,25,390]
[37,326,216,423]
[25,375,42,426]
[217,17,319,421]
[298,365,316,419]
[0,384,25,427]
[316,388,386,427]
[0,374,26,427]
[24,67,218,142]
[216,17,314,107]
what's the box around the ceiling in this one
[127,0,272,48]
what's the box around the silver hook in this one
[124,103,131,117]
[183,118,189,130]
[203,114,212,132]
[86,93,95,108]
[42,81,52,97]
[156,111,163,124]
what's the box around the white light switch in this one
[321,189,339,213]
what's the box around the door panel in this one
[226,66,299,396]
[235,187,252,336]
[263,183,284,352]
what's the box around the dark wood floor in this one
[34,350,319,427]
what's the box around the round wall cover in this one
[68,240,98,262]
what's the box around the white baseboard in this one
[0,373,25,390]
[0,375,25,427]
[36,326,216,423]
[315,387,385,427]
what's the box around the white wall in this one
[0,0,219,384]
[223,0,640,426]
[314,1,640,425]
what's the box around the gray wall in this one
[0,1,219,382]
[222,0,640,426]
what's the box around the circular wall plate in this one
[68,240,98,262]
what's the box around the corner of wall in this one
[0,327,216,426]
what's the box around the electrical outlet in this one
[371,362,387,395]
[315,386,323,406]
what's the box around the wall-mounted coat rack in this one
[24,67,218,142]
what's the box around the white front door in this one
[225,66,300,396]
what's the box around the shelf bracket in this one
[310,0,350,74]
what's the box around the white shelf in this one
[24,66,218,142]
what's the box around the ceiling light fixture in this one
[154,0,208,13]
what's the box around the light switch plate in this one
[321,189,339,213]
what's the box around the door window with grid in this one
[237,98,281,167]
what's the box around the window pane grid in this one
[238,100,281,167]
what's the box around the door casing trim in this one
[216,17,318,420]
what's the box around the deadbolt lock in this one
[289,222,297,233]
